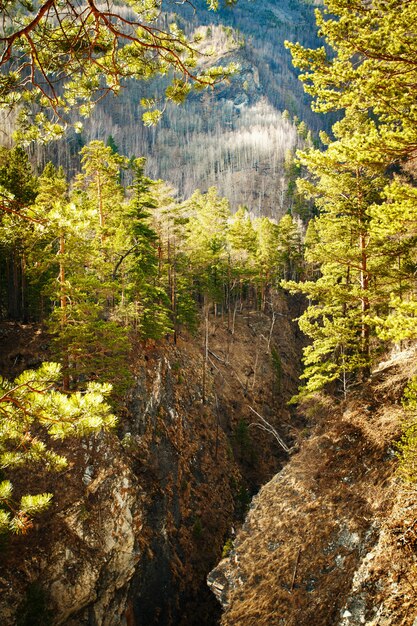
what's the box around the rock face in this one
[48,464,141,626]
[0,298,301,625]
[208,348,417,626]
[0,432,146,626]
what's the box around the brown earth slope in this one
[0,294,302,625]
[208,347,417,626]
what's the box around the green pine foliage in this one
[277,214,303,281]
[0,0,238,140]
[0,147,38,206]
[2,0,417,541]
[253,217,280,310]
[185,187,231,303]
[0,362,116,534]
[282,1,417,401]
[49,304,132,398]
[283,136,387,397]
[0,147,39,320]
[397,378,417,484]
[286,0,417,162]
[0,139,311,351]
[124,159,173,340]
[0,140,303,408]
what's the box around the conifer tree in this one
[284,1,417,398]
[124,160,173,340]
[74,141,127,249]
[369,180,417,342]
[226,206,258,308]
[0,362,116,534]
[185,187,231,307]
[227,206,257,259]
[0,147,38,320]
[31,156,131,395]
[253,217,280,310]
[283,125,387,398]
[286,0,417,163]
[0,147,38,207]
[152,183,197,338]
[276,214,303,281]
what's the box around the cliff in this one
[208,347,417,625]
[0,294,301,625]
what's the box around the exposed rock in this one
[208,347,417,626]
[0,299,301,625]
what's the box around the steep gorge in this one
[208,348,417,625]
[0,293,302,625]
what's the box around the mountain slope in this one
[208,347,417,625]
[29,0,323,217]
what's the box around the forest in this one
[0,139,304,533]
[0,0,322,217]
[1,0,417,623]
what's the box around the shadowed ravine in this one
[0,295,303,625]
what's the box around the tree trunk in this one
[7,251,21,320]
[202,300,209,404]
[21,254,27,322]
[59,233,70,391]
[97,172,104,230]
[357,167,370,379]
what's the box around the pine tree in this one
[227,206,257,259]
[152,183,198,338]
[286,0,417,163]
[74,140,127,247]
[122,165,175,340]
[284,0,417,398]
[30,155,131,395]
[0,147,38,206]
[226,206,258,305]
[0,147,38,320]
[0,362,116,534]
[369,180,417,342]
[185,187,231,307]
[283,125,387,398]
[253,217,280,311]
[277,214,303,281]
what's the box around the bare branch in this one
[248,405,291,453]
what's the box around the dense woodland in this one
[284,0,417,400]
[21,98,311,219]
[0,139,304,533]
[1,0,417,582]
[0,0,324,217]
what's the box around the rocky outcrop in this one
[0,299,300,625]
[208,348,417,626]
[0,433,145,626]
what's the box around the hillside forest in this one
[0,0,322,217]
[1,0,417,622]
[0,138,306,532]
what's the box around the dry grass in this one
[212,346,417,626]
[0,300,303,624]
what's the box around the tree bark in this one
[59,233,70,391]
